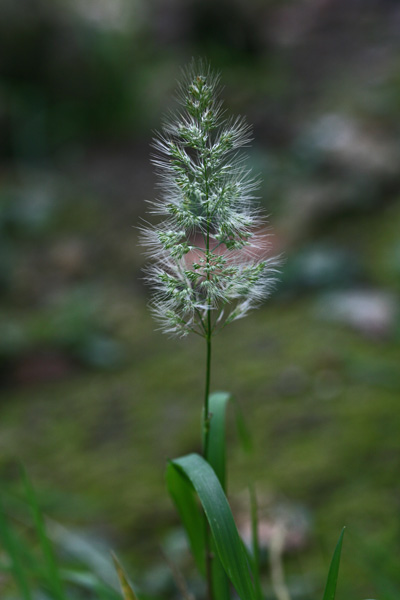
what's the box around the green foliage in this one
[0,472,121,600]
[205,392,232,600]
[161,64,350,600]
[2,59,388,600]
[21,467,67,600]
[168,453,257,600]
[322,528,345,600]
[0,493,33,600]
[112,554,139,600]
[205,392,231,489]
[166,459,206,577]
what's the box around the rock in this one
[314,289,398,338]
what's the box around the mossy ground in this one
[1,220,400,599]
[1,157,400,600]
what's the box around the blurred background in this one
[1,0,400,598]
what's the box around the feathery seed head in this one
[142,61,279,337]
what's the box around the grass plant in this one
[0,469,122,599]
[0,62,349,600]
[141,60,346,600]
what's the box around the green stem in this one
[203,328,213,600]
[202,134,214,600]
[203,327,212,456]
[202,132,212,459]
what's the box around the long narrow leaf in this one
[322,528,345,600]
[207,392,233,600]
[0,495,33,600]
[210,539,230,600]
[209,535,230,600]
[48,520,119,589]
[166,459,206,575]
[207,392,252,490]
[207,392,231,489]
[21,468,67,600]
[168,453,257,600]
[112,553,139,600]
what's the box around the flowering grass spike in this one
[142,61,278,338]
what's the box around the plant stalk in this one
[203,328,212,457]
[203,152,214,598]
[203,327,214,600]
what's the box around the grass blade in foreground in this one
[210,545,230,600]
[207,392,251,600]
[207,392,231,600]
[112,553,139,600]
[166,461,206,575]
[0,495,33,600]
[207,392,252,483]
[168,453,257,600]
[22,468,67,600]
[207,392,231,489]
[322,527,345,600]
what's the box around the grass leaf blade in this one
[207,391,231,489]
[170,453,257,600]
[166,459,206,575]
[0,495,33,600]
[322,527,345,600]
[207,392,233,600]
[21,467,67,600]
[112,553,139,600]
[210,539,230,600]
